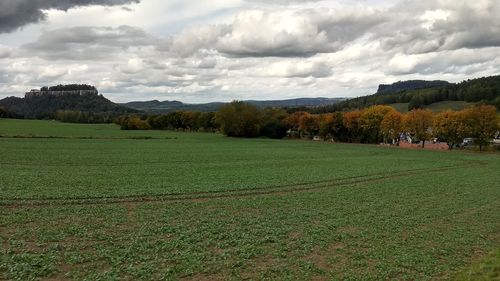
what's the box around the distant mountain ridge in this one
[122,97,346,113]
[313,75,500,113]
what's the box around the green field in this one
[1,119,499,280]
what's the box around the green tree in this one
[261,108,288,139]
[215,101,263,137]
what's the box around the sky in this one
[0,0,499,103]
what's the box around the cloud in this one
[376,0,500,54]
[121,57,145,74]
[193,57,217,69]
[22,25,156,60]
[266,60,332,78]
[157,7,384,58]
[216,8,383,57]
[386,48,500,76]
[38,65,68,79]
[0,45,11,59]
[0,0,140,33]
[162,25,231,57]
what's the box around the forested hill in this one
[123,97,346,113]
[0,86,137,120]
[313,75,500,113]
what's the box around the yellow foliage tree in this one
[433,110,469,150]
[380,110,403,145]
[463,105,499,151]
[359,105,395,143]
[403,109,434,148]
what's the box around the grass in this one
[388,103,409,113]
[454,249,500,280]
[1,118,499,280]
[425,101,476,112]
[0,118,184,139]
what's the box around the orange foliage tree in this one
[285,111,309,137]
[299,113,319,138]
[318,113,344,141]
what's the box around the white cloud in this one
[0,45,11,58]
[265,60,332,78]
[166,25,230,57]
[122,57,145,74]
[38,65,68,79]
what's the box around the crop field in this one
[1,119,499,280]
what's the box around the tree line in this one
[55,110,117,124]
[115,111,218,132]
[116,101,499,151]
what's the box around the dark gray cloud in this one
[22,25,155,60]
[0,0,140,33]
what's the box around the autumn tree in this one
[359,105,395,143]
[299,113,319,138]
[285,111,309,138]
[317,114,333,140]
[403,109,434,148]
[215,101,263,137]
[463,105,499,151]
[118,115,151,130]
[433,110,469,149]
[343,110,362,143]
[380,110,403,145]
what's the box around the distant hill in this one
[122,100,225,113]
[0,85,137,119]
[314,75,500,113]
[122,97,346,113]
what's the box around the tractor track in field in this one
[0,164,474,208]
